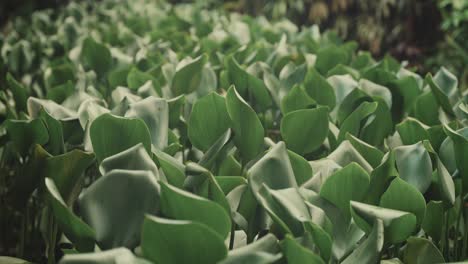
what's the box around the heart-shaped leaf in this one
[226,56,272,111]
[226,86,264,163]
[90,113,152,163]
[379,178,426,225]
[280,107,329,155]
[350,201,416,244]
[319,162,370,220]
[403,237,445,264]
[160,181,231,238]
[394,142,432,193]
[171,54,208,96]
[341,219,384,264]
[281,235,326,264]
[188,92,230,151]
[80,37,112,76]
[125,96,169,150]
[141,215,227,264]
[45,178,95,252]
[248,142,297,197]
[79,170,159,249]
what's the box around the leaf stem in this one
[462,204,468,260]
[454,200,463,259]
[229,224,236,250]
[47,213,58,264]
[444,211,450,261]
[18,207,26,258]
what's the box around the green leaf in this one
[90,113,152,164]
[327,141,373,173]
[365,151,398,205]
[60,248,151,264]
[394,142,432,193]
[350,201,416,244]
[319,162,370,220]
[5,119,49,156]
[167,94,185,128]
[220,252,281,264]
[396,118,430,145]
[45,178,95,252]
[153,149,186,188]
[280,85,315,115]
[421,201,445,242]
[281,235,326,264]
[220,234,280,264]
[100,143,158,177]
[351,52,375,69]
[413,91,440,126]
[303,220,333,262]
[342,219,384,264]
[226,56,272,111]
[216,176,247,194]
[186,164,232,216]
[225,86,264,163]
[127,68,155,91]
[79,170,159,249]
[39,108,65,155]
[188,92,230,151]
[315,46,349,74]
[280,63,308,90]
[337,101,378,143]
[327,75,357,110]
[77,99,110,129]
[359,79,392,109]
[80,37,112,76]
[198,129,232,169]
[7,145,51,209]
[303,68,336,109]
[425,67,459,115]
[356,99,393,146]
[6,73,28,112]
[248,142,297,197]
[403,237,445,264]
[327,64,360,79]
[109,66,131,88]
[171,54,208,96]
[280,107,329,155]
[160,181,231,238]
[125,96,169,150]
[390,76,421,113]
[302,189,364,261]
[46,149,95,204]
[141,216,227,264]
[443,125,468,192]
[27,97,77,120]
[379,178,426,225]
[44,63,75,90]
[258,186,311,236]
[337,88,370,125]
[435,157,456,206]
[218,154,242,176]
[346,133,384,168]
[288,150,313,186]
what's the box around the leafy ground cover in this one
[1,0,468,263]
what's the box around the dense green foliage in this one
[427,0,468,90]
[1,0,468,264]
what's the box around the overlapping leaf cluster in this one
[1,1,468,263]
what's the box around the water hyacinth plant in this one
[0,0,467,263]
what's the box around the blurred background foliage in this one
[1,0,467,88]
